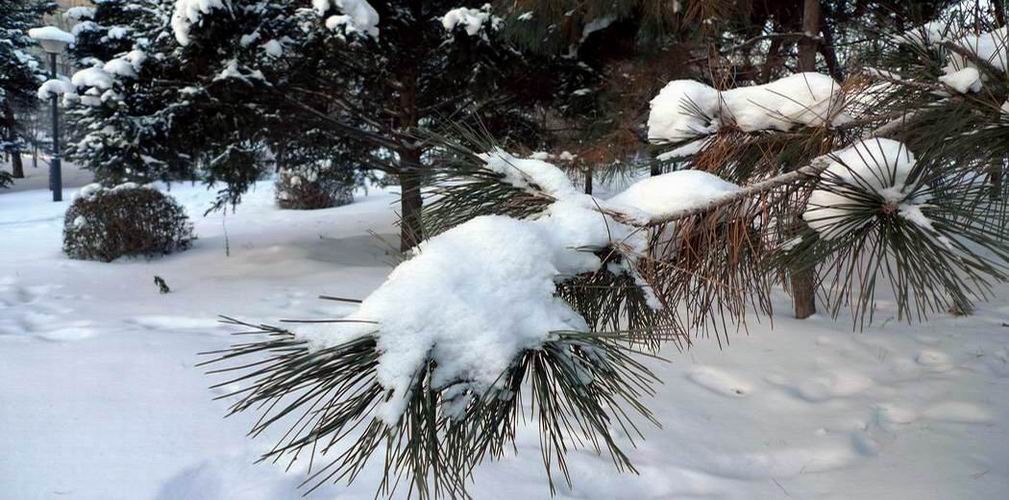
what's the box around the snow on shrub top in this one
[314,0,380,38]
[171,0,226,46]
[803,139,943,242]
[75,182,147,201]
[647,72,850,143]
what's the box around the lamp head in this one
[28,26,74,54]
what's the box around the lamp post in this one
[28,27,74,202]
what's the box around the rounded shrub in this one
[63,183,195,262]
[275,165,355,210]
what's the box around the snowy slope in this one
[1,181,1008,499]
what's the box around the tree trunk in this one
[397,7,424,253]
[798,0,821,72]
[3,102,24,178]
[760,32,785,83]
[399,147,424,251]
[10,151,24,179]
[789,0,821,320]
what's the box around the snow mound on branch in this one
[938,67,981,93]
[479,148,580,198]
[27,26,75,44]
[103,58,137,78]
[606,170,741,221]
[648,73,849,143]
[71,67,114,90]
[442,5,496,36]
[896,24,1007,90]
[300,208,613,424]
[297,153,647,423]
[947,26,1008,72]
[37,79,75,100]
[893,19,954,47]
[171,0,226,46]
[647,80,721,142]
[65,6,96,21]
[804,139,940,241]
[295,153,746,424]
[314,0,380,38]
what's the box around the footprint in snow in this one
[782,370,874,403]
[686,366,753,397]
[128,315,226,331]
[915,350,954,371]
[33,322,98,342]
[921,401,992,424]
[874,404,917,426]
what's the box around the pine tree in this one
[0,0,55,185]
[64,0,590,250]
[202,3,1009,498]
[62,0,190,187]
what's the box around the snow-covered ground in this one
[2,156,95,193]
[1,180,1008,499]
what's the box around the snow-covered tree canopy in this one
[62,0,595,247]
[0,0,55,186]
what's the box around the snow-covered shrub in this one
[63,184,195,262]
[274,165,355,210]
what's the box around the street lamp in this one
[28,26,74,202]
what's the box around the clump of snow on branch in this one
[65,6,96,21]
[804,139,942,241]
[938,67,981,94]
[37,79,75,100]
[314,0,380,38]
[442,5,498,36]
[647,72,850,144]
[103,58,137,78]
[71,67,115,90]
[479,148,580,197]
[606,170,741,222]
[946,26,1008,73]
[171,0,226,46]
[895,24,1007,93]
[295,150,740,423]
[297,154,613,422]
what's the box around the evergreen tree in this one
[0,0,55,185]
[65,0,590,250]
[62,1,189,188]
[203,3,1009,498]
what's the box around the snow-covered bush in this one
[63,184,195,262]
[274,165,355,210]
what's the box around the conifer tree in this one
[0,0,55,185]
[203,3,1009,498]
[64,0,591,249]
